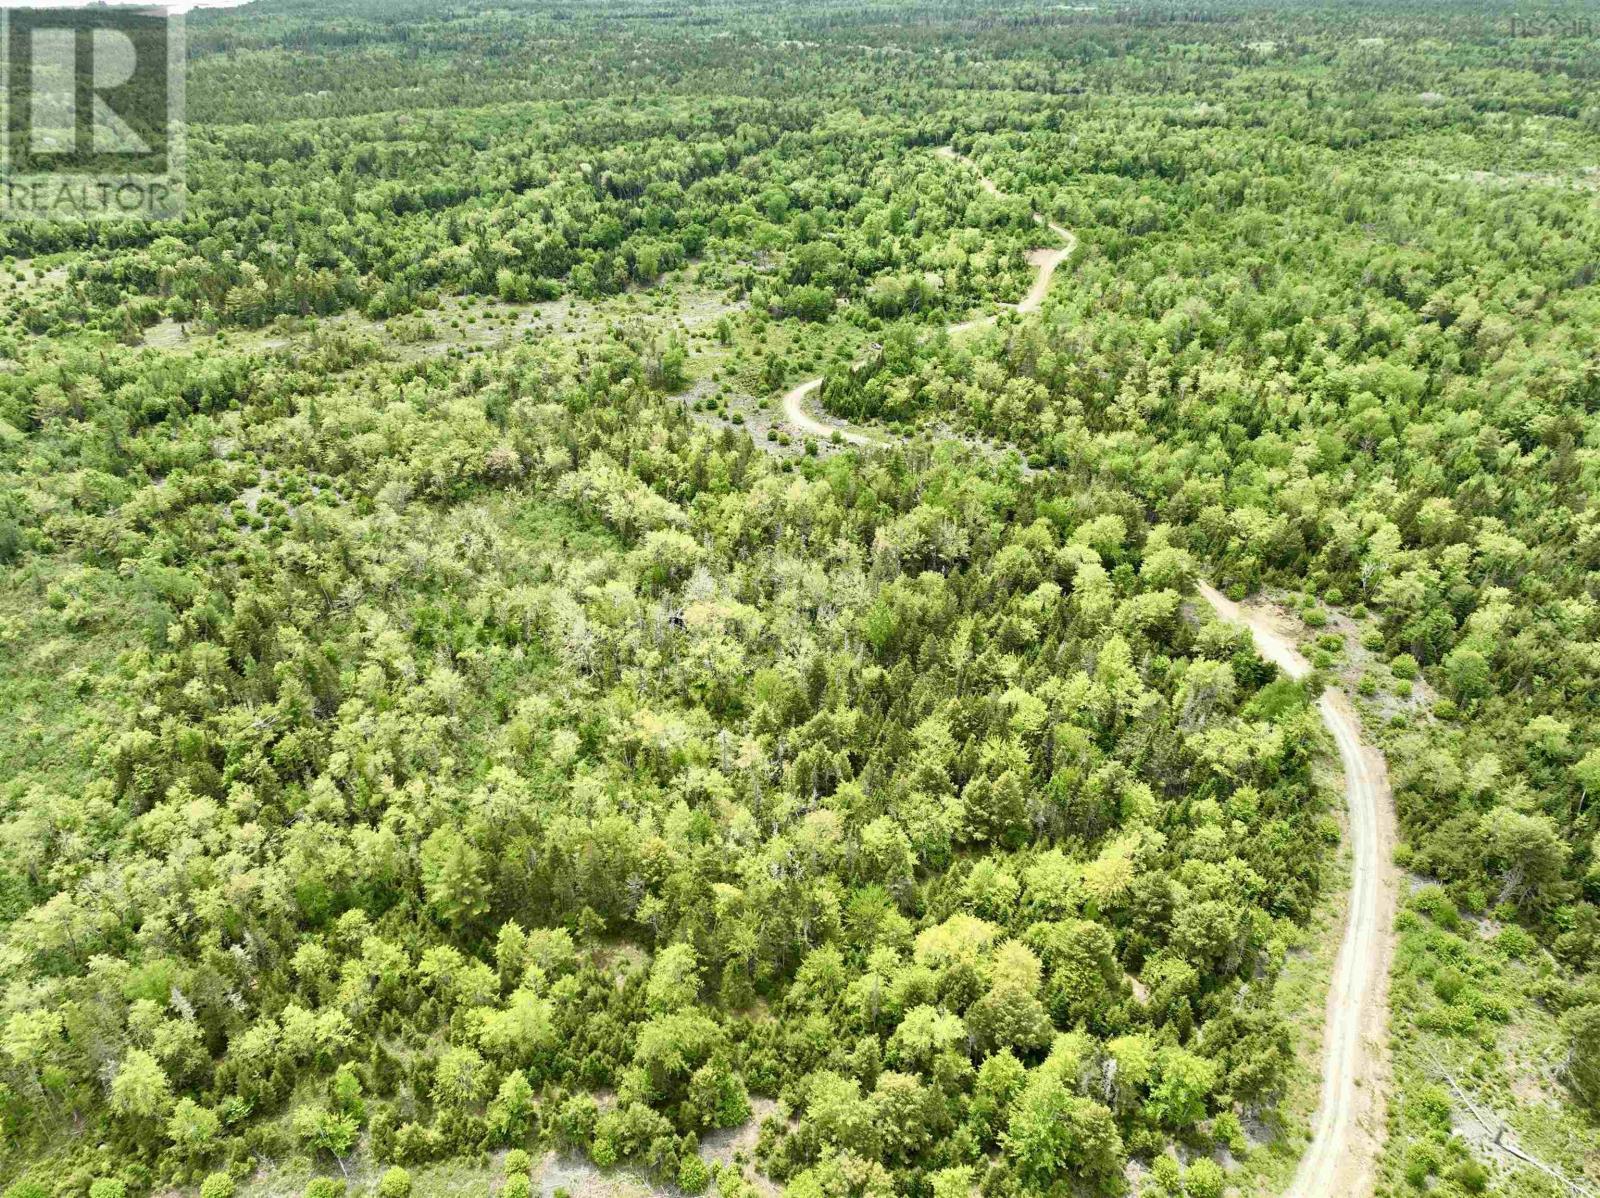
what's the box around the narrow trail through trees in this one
[780,147,1076,447]
[777,148,1399,1198]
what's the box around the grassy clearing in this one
[1378,891,1600,1198]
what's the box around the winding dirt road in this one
[780,147,1076,445]
[781,376,881,446]
[1195,583,1397,1198]
[937,145,1079,332]
[774,148,1398,1198]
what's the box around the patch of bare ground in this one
[1431,1057,1599,1198]
[701,1097,787,1197]
[529,1099,787,1198]
[595,940,650,980]
[676,376,881,461]
[1,259,71,300]
[1300,597,1437,724]
[140,278,741,361]
[532,1151,658,1198]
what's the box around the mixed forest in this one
[2,2,1599,1198]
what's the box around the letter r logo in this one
[29,26,151,155]
[1,6,185,221]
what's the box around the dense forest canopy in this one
[2,2,1598,1198]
